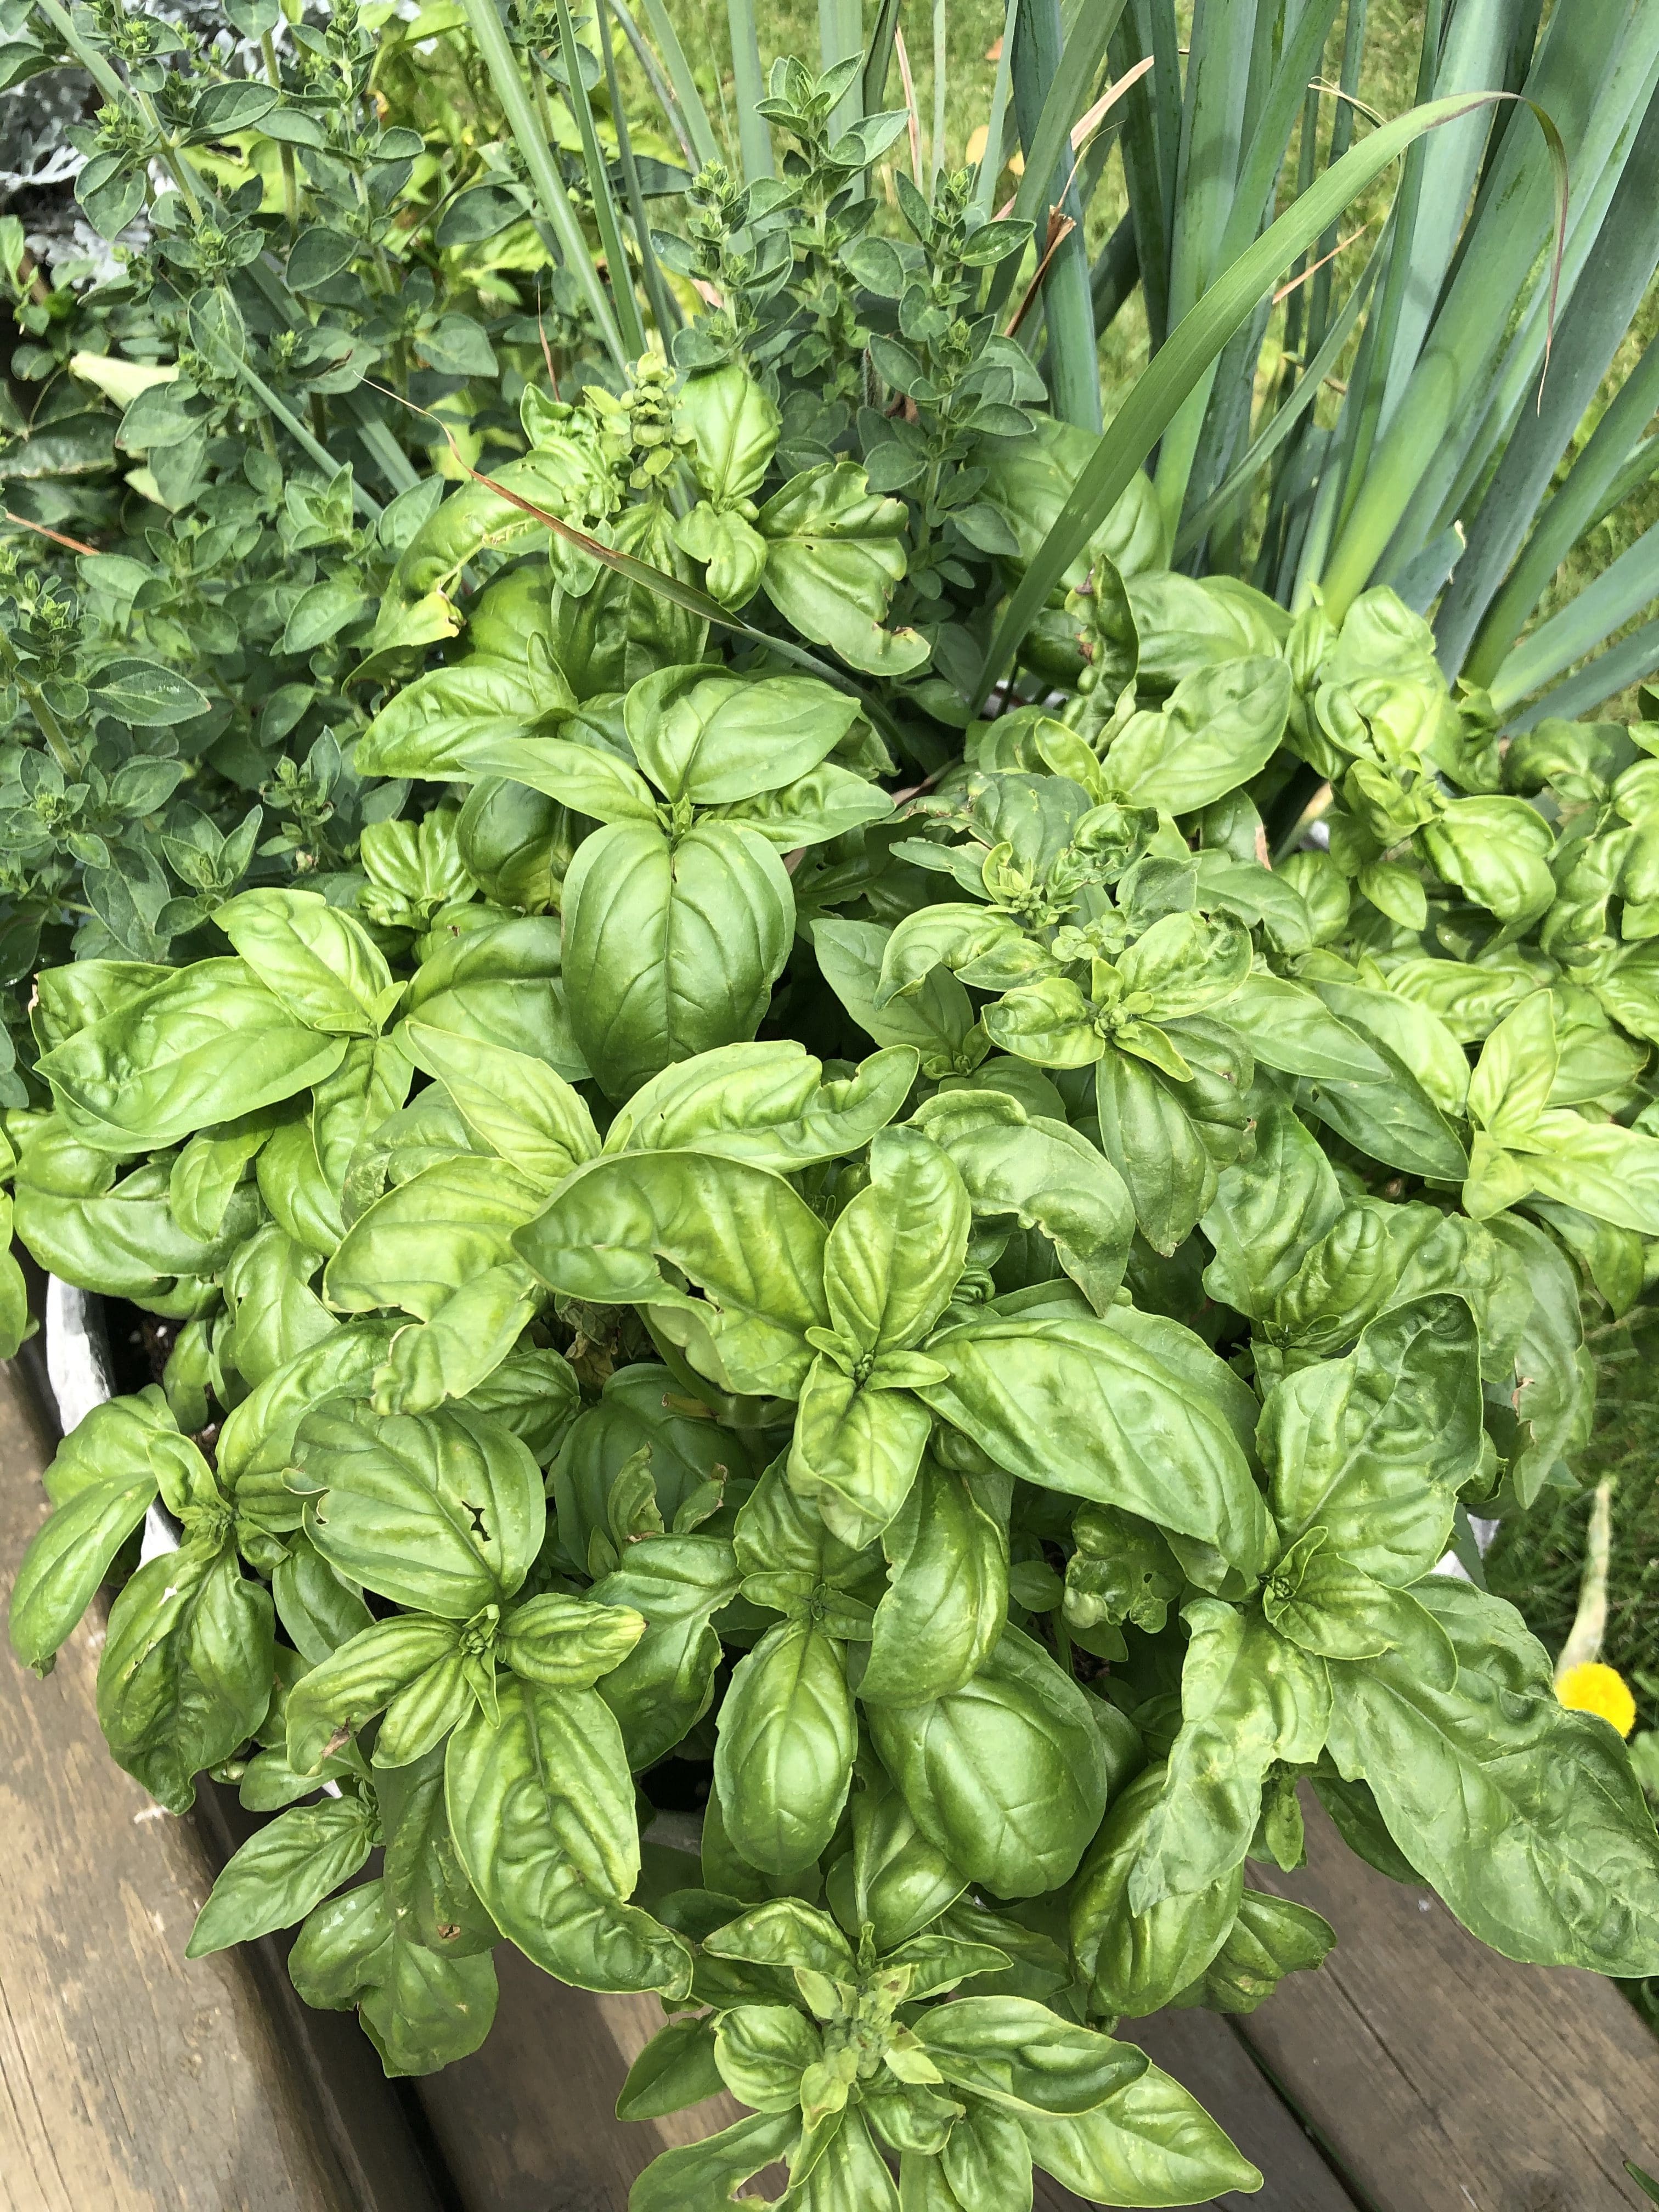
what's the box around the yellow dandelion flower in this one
[1556,1660,1637,1739]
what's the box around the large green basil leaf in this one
[97,1538,275,1814]
[624,664,859,802]
[269,1533,374,1666]
[30,957,173,1050]
[1485,1215,1590,1505]
[256,1115,346,1257]
[404,914,585,1079]
[712,2002,822,2111]
[711,761,893,849]
[603,1041,917,1172]
[916,1090,1133,1315]
[448,1672,636,1899]
[921,1314,1271,1576]
[1520,1110,1659,1235]
[1314,977,1470,1120]
[37,958,347,1153]
[866,1625,1109,1898]
[466,1346,582,1468]
[1262,1294,1482,1584]
[312,1035,413,1198]
[187,1793,379,1955]
[355,653,575,765]
[913,1996,1146,2117]
[824,1127,969,1356]
[1327,1578,1659,1976]
[930,2101,1035,2206]
[1018,2062,1261,2204]
[733,1457,883,1622]
[757,460,928,675]
[515,1151,829,1397]
[1129,1604,1330,1911]
[324,1154,546,1318]
[223,1225,335,1388]
[297,1398,544,1615]
[1201,1101,1342,1318]
[170,1109,277,1243]
[402,1022,599,1188]
[814,919,984,1079]
[9,1466,160,1673]
[13,1155,245,1302]
[628,2112,802,2212]
[1224,970,1395,1082]
[788,1359,934,1550]
[1070,1763,1243,2019]
[495,1592,645,1690]
[216,889,400,1035]
[1299,1034,1469,1182]
[836,1771,968,1953]
[589,1534,742,1768]
[797,2109,900,2209]
[447,1677,692,1994]
[285,1615,461,1774]
[714,1615,856,1877]
[287,1879,498,2075]
[1094,1048,1216,1256]
[217,1322,394,1511]
[1263,1530,1456,1686]
[859,1460,1008,1707]
[370,1260,545,1418]
[676,360,780,502]
[561,819,794,1100]
[1103,656,1290,815]
[1419,795,1554,926]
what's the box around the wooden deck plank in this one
[0,1365,355,2212]
[413,1951,755,2211]
[1238,1796,1659,2212]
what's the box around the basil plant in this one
[10,375,1659,2210]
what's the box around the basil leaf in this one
[287,1880,498,2075]
[625,664,859,802]
[921,1314,1272,1576]
[445,1677,692,1994]
[588,1534,742,1767]
[859,1460,1008,1707]
[866,1625,1109,1898]
[37,958,347,1152]
[97,1539,275,1814]
[1071,1763,1243,2019]
[285,1615,462,1773]
[713,1616,856,1877]
[1018,2062,1261,2203]
[913,1995,1146,2115]
[298,1399,545,1615]
[516,1150,830,1397]
[216,888,399,1035]
[187,1794,378,1955]
[603,1041,918,1172]
[1326,1578,1659,1976]
[561,819,794,1100]
[1262,1294,1483,1585]
[9,1469,159,1673]
[1128,1602,1330,1911]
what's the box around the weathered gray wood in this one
[1238,1798,1659,2212]
[414,1949,759,2210]
[0,1364,354,2212]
